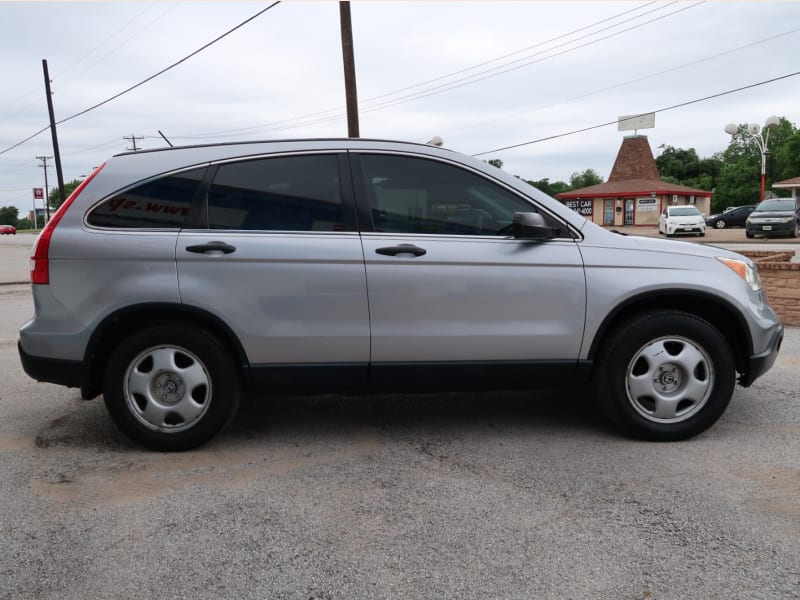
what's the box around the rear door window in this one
[207,154,347,231]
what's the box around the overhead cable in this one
[0,1,281,157]
[472,70,800,156]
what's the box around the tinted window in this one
[668,207,701,216]
[754,199,796,212]
[87,168,204,229]
[361,154,563,236]
[207,155,344,231]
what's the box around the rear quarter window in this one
[87,168,205,229]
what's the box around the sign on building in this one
[33,188,44,199]
[565,199,593,217]
[637,197,658,212]
[617,113,655,132]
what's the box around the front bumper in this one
[738,325,784,387]
[667,225,705,235]
[747,221,795,236]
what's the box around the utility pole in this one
[124,134,144,151]
[36,155,53,222]
[42,59,66,207]
[339,1,360,138]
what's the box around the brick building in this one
[556,135,712,227]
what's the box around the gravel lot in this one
[1,231,799,599]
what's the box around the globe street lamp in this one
[724,116,780,202]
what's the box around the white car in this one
[659,205,706,237]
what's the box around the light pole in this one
[724,116,780,202]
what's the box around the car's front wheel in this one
[103,323,240,450]
[715,220,726,229]
[596,311,735,441]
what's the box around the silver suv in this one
[18,139,783,450]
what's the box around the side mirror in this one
[512,212,558,240]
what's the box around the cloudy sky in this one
[2,1,799,210]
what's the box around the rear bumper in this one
[739,325,784,387]
[18,341,83,389]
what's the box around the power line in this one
[0,2,169,121]
[0,1,281,157]
[439,26,800,139]
[358,2,704,115]
[167,1,691,141]
[56,2,281,126]
[472,70,800,157]
[56,3,178,88]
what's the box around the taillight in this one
[31,163,106,284]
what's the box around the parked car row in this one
[0,224,16,234]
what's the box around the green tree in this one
[16,217,32,230]
[486,158,504,169]
[713,117,798,209]
[526,177,570,197]
[0,206,19,227]
[568,169,603,189]
[48,179,84,210]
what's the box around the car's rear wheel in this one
[596,311,735,441]
[715,220,726,229]
[103,323,240,451]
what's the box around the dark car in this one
[746,198,800,238]
[705,205,755,229]
[0,224,17,235]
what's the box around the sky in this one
[2,1,799,211]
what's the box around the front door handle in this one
[185,241,237,255]
[375,244,427,257]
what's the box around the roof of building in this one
[556,135,712,199]
[774,176,800,188]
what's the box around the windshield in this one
[754,199,796,212]
[668,207,700,216]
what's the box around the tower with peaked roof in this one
[556,135,712,227]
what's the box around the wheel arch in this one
[587,290,754,377]
[81,303,250,399]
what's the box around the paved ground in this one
[2,232,799,598]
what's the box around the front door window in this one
[624,199,635,225]
[604,199,614,225]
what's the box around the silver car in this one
[18,139,783,450]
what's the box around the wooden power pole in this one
[339,1,360,138]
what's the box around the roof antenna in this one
[427,136,444,147]
[158,130,174,148]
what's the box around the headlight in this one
[717,257,762,292]
[780,216,794,223]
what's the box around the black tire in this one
[596,311,735,441]
[103,322,240,451]
[745,231,755,239]
[714,220,726,229]
[790,222,798,238]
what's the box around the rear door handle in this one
[375,244,427,257]
[185,241,237,255]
